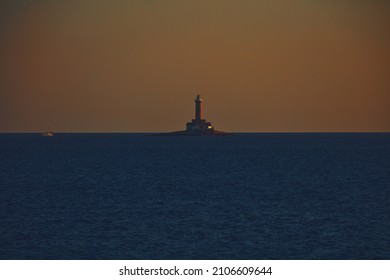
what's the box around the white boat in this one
[42,131,54,137]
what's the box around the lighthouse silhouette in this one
[186,95,214,132]
[151,94,231,135]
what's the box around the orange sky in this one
[1,1,389,132]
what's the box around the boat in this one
[42,131,54,137]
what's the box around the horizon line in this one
[1,131,390,134]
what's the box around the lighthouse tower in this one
[186,94,214,132]
[195,95,203,121]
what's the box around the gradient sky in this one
[1,0,389,132]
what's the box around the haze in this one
[1,1,389,132]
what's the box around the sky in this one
[0,0,389,132]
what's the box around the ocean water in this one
[0,133,389,260]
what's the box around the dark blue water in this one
[0,133,389,259]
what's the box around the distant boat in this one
[42,131,54,137]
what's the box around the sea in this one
[0,133,389,260]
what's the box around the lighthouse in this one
[186,94,214,132]
[151,94,231,136]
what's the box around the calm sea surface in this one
[0,133,389,259]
